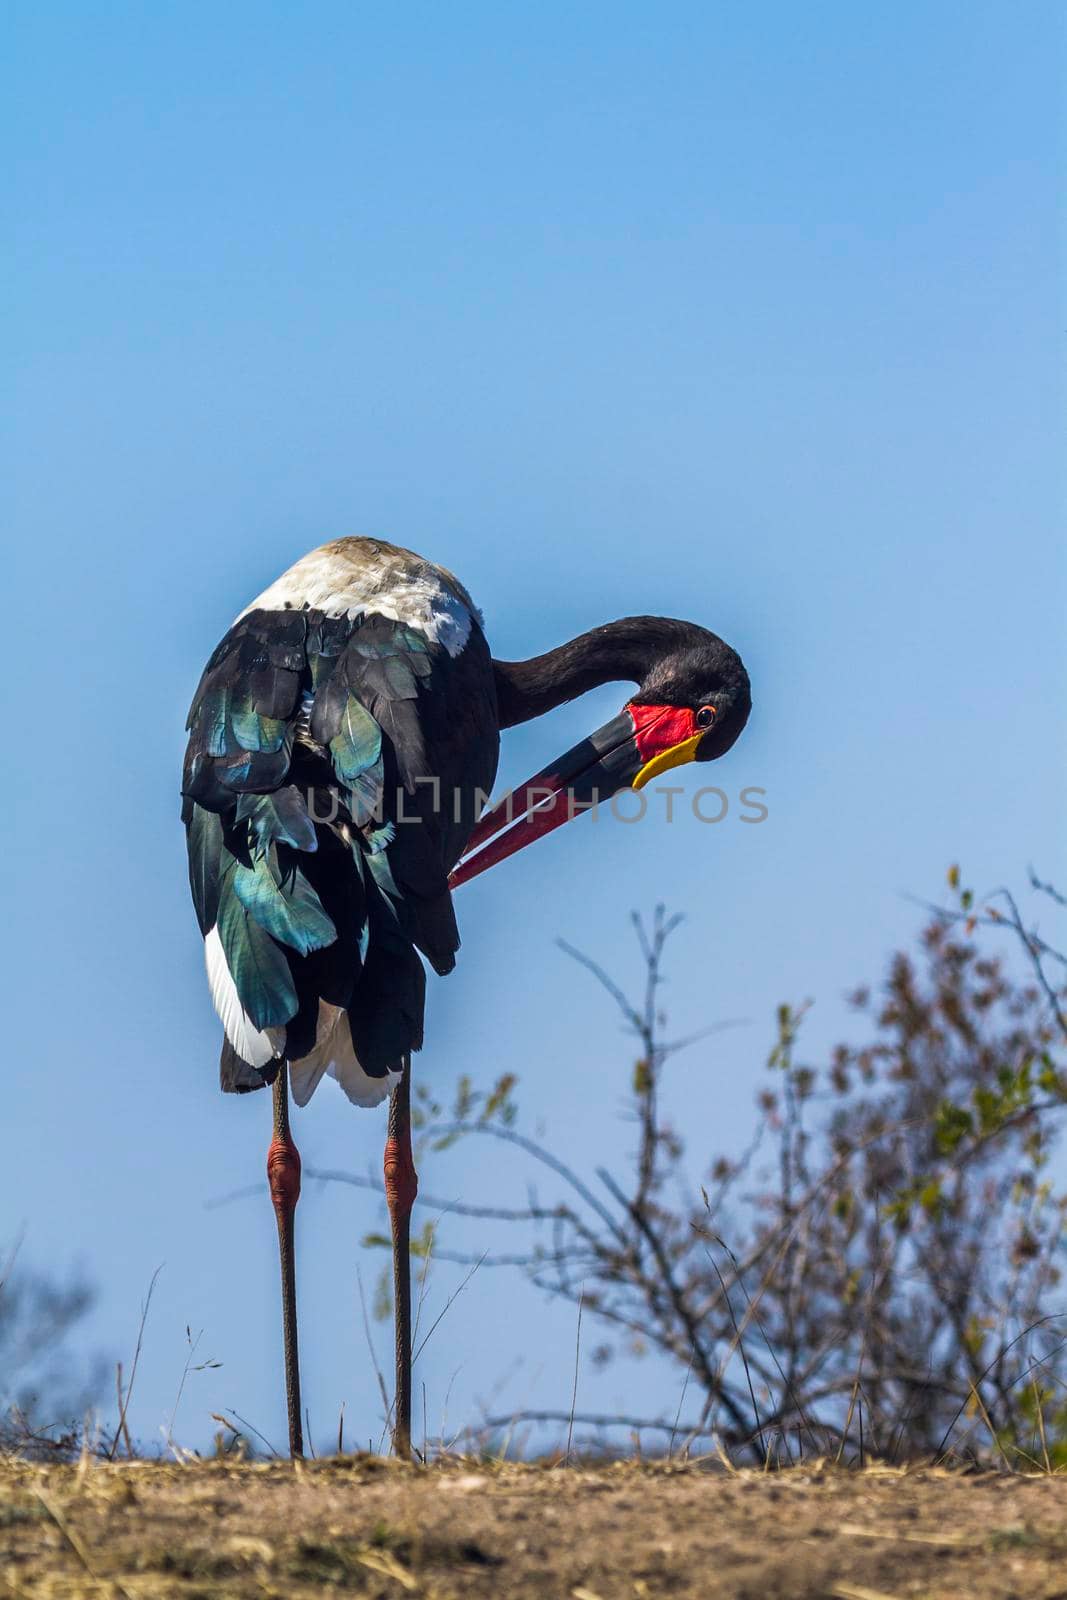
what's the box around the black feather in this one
[346,917,427,1076]
[183,596,500,1095]
[220,1040,279,1093]
[184,799,223,935]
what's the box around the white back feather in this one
[237,537,476,658]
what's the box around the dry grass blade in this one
[932,1313,1065,1461]
[165,1326,216,1458]
[107,1264,162,1461]
[219,1408,278,1458]
[355,1546,418,1590]
[115,1362,133,1458]
[831,1585,907,1600]
[1032,1373,1052,1473]
[967,1380,1015,1473]
[356,1264,391,1427]
[412,1251,487,1364]
[668,1354,694,1460]
[565,1289,584,1466]
[836,1341,865,1465]
[837,1522,966,1548]
[411,1219,437,1350]
[705,1246,765,1459]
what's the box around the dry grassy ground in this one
[2,1456,1067,1599]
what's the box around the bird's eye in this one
[696,705,717,729]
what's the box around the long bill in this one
[448,704,701,889]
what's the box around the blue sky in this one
[4,2,1063,1453]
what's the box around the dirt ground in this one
[2,1456,1067,1600]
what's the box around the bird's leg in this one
[267,1064,304,1459]
[384,1055,418,1460]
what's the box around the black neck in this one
[492,616,703,729]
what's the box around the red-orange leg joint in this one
[267,1136,302,1218]
[383,1137,418,1222]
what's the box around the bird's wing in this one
[183,609,322,1085]
[182,604,498,1102]
[182,607,306,808]
[311,612,498,972]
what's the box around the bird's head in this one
[629,634,752,783]
[450,624,751,887]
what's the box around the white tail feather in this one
[287,1003,401,1109]
[288,1001,344,1107]
[206,928,402,1107]
[204,926,282,1070]
[327,1013,403,1107]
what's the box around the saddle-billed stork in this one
[182,536,751,1458]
